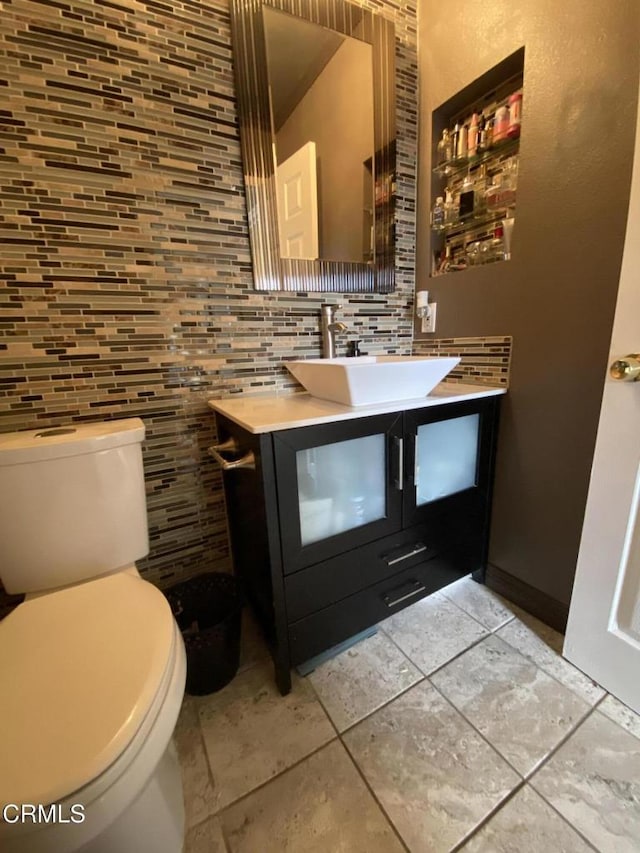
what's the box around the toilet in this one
[0,419,186,853]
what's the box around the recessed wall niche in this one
[430,48,524,277]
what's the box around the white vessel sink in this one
[286,356,460,407]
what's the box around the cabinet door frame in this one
[402,397,500,537]
[273,412,404,574]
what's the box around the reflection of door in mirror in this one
[276,141,319,260]
[263,7,374,264]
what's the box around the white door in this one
[276,141,319,259]
[564,90,640,713]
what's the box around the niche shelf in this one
[430,48,525,277]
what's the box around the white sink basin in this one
[286,356,460,407]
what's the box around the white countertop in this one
[208,383,506,434]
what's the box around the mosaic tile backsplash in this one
[1,0,418,588]
[413,336,512,388]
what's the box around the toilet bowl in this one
[0,420,187,852]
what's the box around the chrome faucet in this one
[320,304,349,359]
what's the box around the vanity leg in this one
[275,658,292,695]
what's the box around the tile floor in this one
[176,577,640,853]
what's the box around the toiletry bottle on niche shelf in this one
[444,188,456,226]
[485,115,494,149]
[455,123,467,161]
[492,104,509,144]
[477,114,487,153]
[431,196,445,230]
[485,173,502,213]
[436,244,452,275]
[502,217,515,260]
[451,124,461,162]
[507,92,522,139]
[467,113,479,158]
[500,158,517,208]
[436,129,452,166]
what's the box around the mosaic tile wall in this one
[0,0,418,588]
[412,336,513,387]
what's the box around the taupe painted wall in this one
[416,1,640,606]
[277,36,374,262]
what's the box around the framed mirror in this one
[231,0,396,292]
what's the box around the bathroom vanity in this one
[209,384,504,694]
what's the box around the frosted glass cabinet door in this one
[297,433,386,546]
[415,413,479,505]
[274,411,403,573]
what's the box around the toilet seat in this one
[0,572,175,808]
[0,617,186,853]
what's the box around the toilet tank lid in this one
[0,417,145,465]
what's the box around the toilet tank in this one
[0,419,149,594]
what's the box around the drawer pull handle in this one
[383,580,426,608]
[383,542,427,566]
[208,440,256,471]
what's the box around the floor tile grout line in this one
[422,684,603,852]
[191,659,342,826]
[438,599,518,636]
[338,735,411,853]
[489,614,517,632]
[211,664,411,852]
[420,630,491,679]
[193,731,409,852]
[524,694,606,784]
[439,577,521,632]
[327,673,427,737]
[240,628,500,851]
[336,673,526,853]
[193,624,443,834]
[197,734,342,826]
[448,777,527,853]
[195,700,220,823]
[431,587,496,633]
[426,678,527,780]
[493,625,607,708]
[303,625,527,850]
[596,695,640,741]
[527,791,601,853]
[449,777,599,853]
[410,615,607,768]
[522,699,605,851]
[176,696,221,836]
[378,619,491,682]
[304,616,538,850]
[426,655,605,788]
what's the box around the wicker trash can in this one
[166,572,243,696]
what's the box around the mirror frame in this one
[231,0,396,293]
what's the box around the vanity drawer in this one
[288,555,465,666]
[284,524,438,623]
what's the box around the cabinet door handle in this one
[383,541,427,566]
[393,435,404,491]
[383,579,426,608]
[208,443,256,471]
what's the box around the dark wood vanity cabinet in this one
[214,395,500,694]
